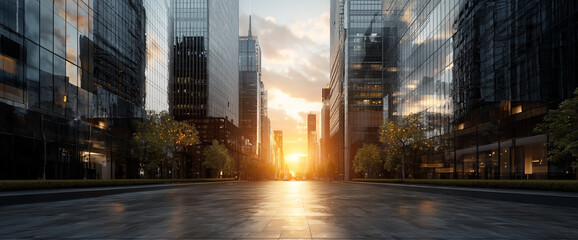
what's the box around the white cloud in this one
[288,12,330,44]
[265,16,277,23]
[268,88,321,122]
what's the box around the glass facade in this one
[239,17,261,155]
[144,0,171,112]
[170,0,242,178]
[330,0,384,180]
[171,0,238,125]
[379,0,578,179]
[0,0,172,179]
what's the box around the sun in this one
[285,153,306,163]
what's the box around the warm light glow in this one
[285,153,306,163]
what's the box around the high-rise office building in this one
[239,16,261,155]
[307,113,317,175]
[260,83,272,168]
[0,0,154,179]
[382,0,578,179]
[329,0,384,180]
[320,87,331,177]
[273,130,284,177]
[170,0,240,178]
[144,0,171,113]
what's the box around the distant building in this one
[320,87,331,177]
[239,16,262,155]
[170,0,240,178]
[307,113,317,175]
[260,84,272,169]
[273,130,284,177]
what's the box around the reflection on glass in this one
[66,23,78,64]
[40,1,54,51]
[24,0,40,43]
[54,15,66,58]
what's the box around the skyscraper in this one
[307,113,317,176]
[170,0,240,178]
[239,15,261,155]
[382,0,578,179]
[0,0,152,179]
[260,83,272,169]
[320,87,331,177]
[273,130,284,177]
[329,0,384,180]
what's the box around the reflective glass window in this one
[54,0,66,19]
[54,15,66,58]
[26,65,40,109]
[66,82,77,117]
[39,0,53,51]
[39,48,53,111]
[25,40,39,69]
[66,22,78,64]
[66,0,77,26]
[66,61,78,87]
[24,0,40,43]
[53,56,66,114]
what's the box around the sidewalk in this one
[349,181,578,208]
[0,181,237,206]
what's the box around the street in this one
[0,181,576,239]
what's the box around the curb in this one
[348,181,578,208]
[0,181,238,207]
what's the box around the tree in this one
[202,140,235,178]
[240,155,261,180]
[378,113,431,179]
[535,88,578,172]
[353,144,382,178]
[134,111,199,178]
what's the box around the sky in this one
[239,0,331,160]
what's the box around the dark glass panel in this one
[25,39,39,69]
[26,65,40,109]
[54,15,66,58]
[53,56,66,114]
[39,48,53,111]
[24,0,40,43]
[39,0,53,51]
[66,82,77,117]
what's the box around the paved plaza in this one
[0,181,577,239]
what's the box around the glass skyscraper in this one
[239,16,261,155]
[0,0,150,179]
[171,0,238,124]
[0,0,173,179]
[380,0,578,179]
[330,0,384,180]
[170,0,240,178]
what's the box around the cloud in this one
[239,13,330,102]
[239,13,328,155]
[268,88,321,122]
[288,12,330,44]
[264,16,277,23]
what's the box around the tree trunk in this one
[401,153,405,180]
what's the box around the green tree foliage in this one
[353,144,382,178]
[202,140,236,178]
[535,88,578,169]
[240,155,261,180]
[134,111,199,178]
[378,113,431,179]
